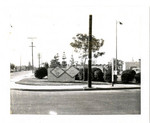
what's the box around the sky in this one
[5,0,148,67]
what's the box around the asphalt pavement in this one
[10,89,140,114]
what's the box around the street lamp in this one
[112,21,123,86]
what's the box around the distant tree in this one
[50,53,61,68]
[43,62,49,69]
[70,55,75,66]
[28,62,32,70]
[62,61,67,68]
[62,52,67,68]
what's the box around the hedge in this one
[92,68,104,81]
[34,67,47,79]
[121,70,136,83]
[135,72,141,83]
[75,67,104,81]
[104,68,112,82]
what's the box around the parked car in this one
[132,68,140,74]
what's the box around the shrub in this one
[83,67,88,81]
[135,72,141,83]
[75,68,84,80]
[92,68,99,81]
[92,68,104,81]
[34,67,47,79]
[75,68,82,80]
[75,67,104,81]
[75,67,88,81]
[104,68,112,82]
[121,70,136,83]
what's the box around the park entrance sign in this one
[48,66,79,82]
[51,67,64,78]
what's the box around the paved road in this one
[10,70,32,82]
[10,89,140,115]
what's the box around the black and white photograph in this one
[0,0,149,123]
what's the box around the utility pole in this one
[20,56,21,71]
[38,53,41,68]
[88,15,92,88]
[28,37,36,73]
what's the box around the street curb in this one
[83,87,141,90]
[10,87,141,92]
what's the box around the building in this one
[125,59,141,73]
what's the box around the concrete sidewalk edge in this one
[10,86,141,91]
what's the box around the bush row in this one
[75,67,104,81]
[34,67,141,84]
[75,68,140,84]
[121,70,136,83]
[75,67,116,82]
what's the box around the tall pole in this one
[114,20,118,86]
[88,15,92,88]
[112,58,114,86]
[38,53,41,68]
[20,56,21,71]
[30,42,35,73]
[28,37,36,73]
[114,21,122,86]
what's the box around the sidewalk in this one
[10,73,141,91]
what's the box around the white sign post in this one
[112,58,114,83]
